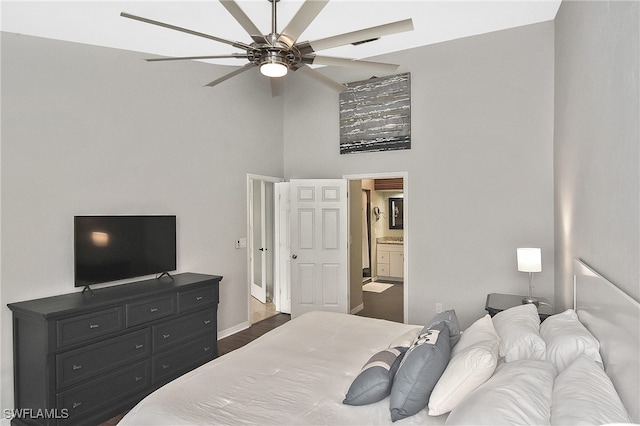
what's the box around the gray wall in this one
[283,21,555,329]
[0,33,284,413]
[554,1,640,309]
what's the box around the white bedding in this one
[120,311,447,425]
[121,285,636,426]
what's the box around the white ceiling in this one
[1,1,561,66]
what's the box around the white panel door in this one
[274,182,291,314]
[289,179,349,318]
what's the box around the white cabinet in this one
[389,251,404,278]
[376,243,404,281]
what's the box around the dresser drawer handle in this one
[163,334,170,339]
[72,402,82,409]
[72,364,82,370]
[204,320,211,325]
[196,296,203,301]
[135,344,144,349]
[203,346,211,352]
[89,324,99,329]
[135,376,143,382]
[150,308,158,313]
[162,364,170,370]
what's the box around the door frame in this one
[343,171,409,324]
[246,174,284,323]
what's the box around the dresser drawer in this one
[56,307,123,348]
[178,285,217,312]
[57,360,151,422]
[126,295,176,327]
[153,335,215,383]
[56,329,150,389]
[153,308,215,351]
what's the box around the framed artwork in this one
[389,197,404,230]
[339,73,411,154]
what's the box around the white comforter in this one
[120,311,448,425]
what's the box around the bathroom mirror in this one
[389,197,404,229]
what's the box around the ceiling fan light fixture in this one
[260,51,289,77]
[260,62,288,77]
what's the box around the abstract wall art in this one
[339,73,411,154]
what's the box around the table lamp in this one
[517,248,541,306]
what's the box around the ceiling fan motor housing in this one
[248,39,300,71]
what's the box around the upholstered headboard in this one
[573,258,640,423]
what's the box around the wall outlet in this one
[435,302,443,313]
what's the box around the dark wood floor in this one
[357,281,404,323]
[218,313,291,355]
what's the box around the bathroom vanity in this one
[376,238,404,281]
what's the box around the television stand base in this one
[156,271,174,280]
[81,285,95,296]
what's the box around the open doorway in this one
[247,174,283,324]
[345,173,407,324]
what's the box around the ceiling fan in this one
[120,0,413,93]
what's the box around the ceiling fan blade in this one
[204,63,256,87]
[295,65,345,93]
[120,12,254,51]
[296,18,414,55]
[146,54,248,62]
[278,0,329,47]
[219,0,266,44]
[303,55,399,74]
[270,77,284,97]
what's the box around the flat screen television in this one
[74,215,177,287]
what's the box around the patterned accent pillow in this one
[427,309,461,347]
[389,322,451,421]
[343,347,407,406]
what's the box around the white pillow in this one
[492,304,545,362]
[445,359,556,426]
[551,354,632,425]
[540,308,602,372]
[451,314,500,357]
[428,339,499,416]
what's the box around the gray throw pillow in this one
[343,347,407,406]
[389,322,451,421]
[427,309,461,347]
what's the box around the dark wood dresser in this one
[7,273,222,425]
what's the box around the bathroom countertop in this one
[376,237,404,245]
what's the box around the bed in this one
[120,259,639,425]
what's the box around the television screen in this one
[74,215,177,287]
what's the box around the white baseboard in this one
[351,303,364,315]
[217,320,251,340]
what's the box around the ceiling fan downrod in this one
[269,0,280,38]
[260,0,289,77]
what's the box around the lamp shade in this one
[517,248,542,272]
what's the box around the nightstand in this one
[485,293,553,321]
